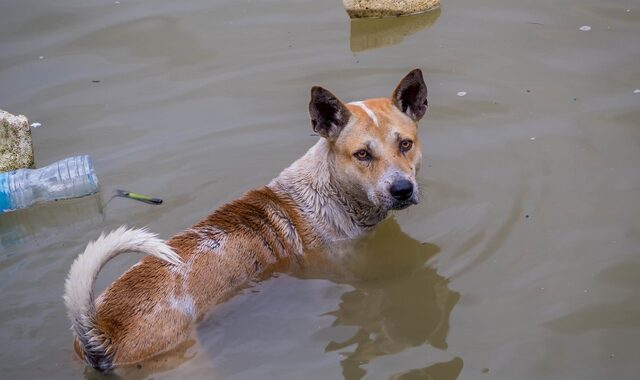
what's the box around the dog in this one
[63,69,429,371]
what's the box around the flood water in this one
[1,0,639,379]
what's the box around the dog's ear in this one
[392,69,428,122]
[309,86,351,140]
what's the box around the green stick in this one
[115,189,163,205]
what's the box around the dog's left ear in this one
[309,86,351,140]
[392,69,428,122]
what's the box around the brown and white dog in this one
[64,69,429,371]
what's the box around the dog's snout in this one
[389,179,414,201]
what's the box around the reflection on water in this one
[300,218,461,380]
[0,194,103,254]
[83,339,198,380]
[390,357,463,380]
[350,9,441,52]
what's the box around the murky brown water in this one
[1,0,639,379]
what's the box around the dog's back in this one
[67,186,318,368]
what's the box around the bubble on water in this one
[579,25,591,31]
[457,91,467,97]
[38,56,44,60]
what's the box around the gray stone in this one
[1,109,34,172]
[343,0,440,18]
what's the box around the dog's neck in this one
[268,139,388,244]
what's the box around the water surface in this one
[1,0,639,379]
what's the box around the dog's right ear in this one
[309,86,351,140]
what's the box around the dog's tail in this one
[63,226,182,371]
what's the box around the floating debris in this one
[115,189,163,205]
[457,91,467,97]
[579,25,591,31]
[1,155,98,213]
[634,89,640,94]
[38,56,44,60]
[30,122,42,128]
[530,137,536,141]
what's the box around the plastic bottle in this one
[0,155,99,213]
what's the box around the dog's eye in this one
[354,149,371,161]
[400,139,413,152]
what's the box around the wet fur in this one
[64,69,428,371]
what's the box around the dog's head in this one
[309,69,427,212]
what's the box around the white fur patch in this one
[269,139,379,241]
[169,294,196,318]
[350,101,379,127]
[198,238,221,253]
[186,227,223,255]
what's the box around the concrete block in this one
[1,109,34,172]
[343,0,440,18]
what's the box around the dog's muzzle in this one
[388,179,419,210]
[389,179,413,201]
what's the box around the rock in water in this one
[1,109,35,172]
[343,0,440,18]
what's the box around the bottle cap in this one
[0,173,14,212]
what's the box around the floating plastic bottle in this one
[0,155,99,213]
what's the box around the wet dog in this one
[64,69,429,371]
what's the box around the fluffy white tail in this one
[63,226,182,370]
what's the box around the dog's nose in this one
[389,179,414,201]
